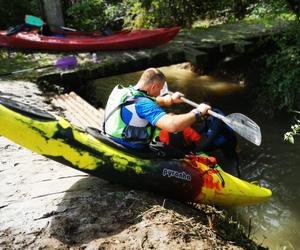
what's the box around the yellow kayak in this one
[0,96,272,206]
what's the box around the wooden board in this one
[51,91,104,129]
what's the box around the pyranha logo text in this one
[162,168,191,182]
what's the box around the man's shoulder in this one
[134,96,157,108]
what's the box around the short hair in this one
[139,68,166,86]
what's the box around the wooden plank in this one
[51,92,104,130]
[54,96,90,128]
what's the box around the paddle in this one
[25,15,77,32]
[0,57,77,77]
[168,91,262,146]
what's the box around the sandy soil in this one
[0,80,265,249]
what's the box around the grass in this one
[0,49,92,81]
[0,49,57,79]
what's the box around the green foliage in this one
[0,0,38,29]
[66,0,125,31]
[66,0,106,31]
[123,0,297,28]
[63,0,300,30]
[124,0,240,28]
[255,21,300,114]
[244,0,297,25]
[1,0,297,30]
[284,119,300,143]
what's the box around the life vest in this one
[103,85,156,146]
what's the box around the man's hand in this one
[170,92,184,104]
[196,103,211,116]
[158,92,184,106]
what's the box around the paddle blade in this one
[55,57,77,70]
[227,113,262,146]
[25,15,43,27]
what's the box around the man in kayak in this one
[103,68,211,155]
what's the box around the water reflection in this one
[87,64,300,249]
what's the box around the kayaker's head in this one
[135,68,167,97]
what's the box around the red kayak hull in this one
[0,27,180,51]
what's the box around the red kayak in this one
[0,27,180,51]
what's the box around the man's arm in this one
[156,103,211,133]
[155,112,197,133]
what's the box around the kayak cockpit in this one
[86,126,186,159]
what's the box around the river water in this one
[87,64,300,249]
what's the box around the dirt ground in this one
[0,80,266,249]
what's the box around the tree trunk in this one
[39,0,65,27]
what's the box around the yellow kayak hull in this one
[0,97,271,206]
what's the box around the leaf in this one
[288,136,295,144]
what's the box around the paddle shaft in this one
[49,24,77,32]
[59,26,76,32]
[168,92,227,123]
[178,96,224,121]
